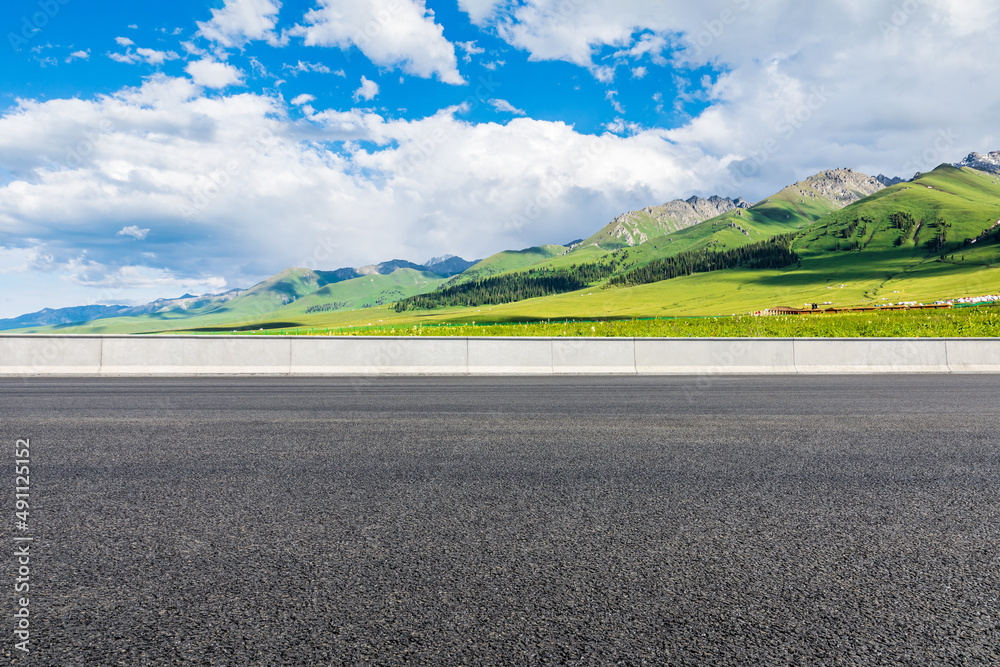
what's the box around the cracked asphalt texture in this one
[2,375,999,666]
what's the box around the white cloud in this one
[593,66,615,83]
[0,75,732,316]
[248,56,271,78]
[631,66,647,79]
[108,47,180,66]
[457,0,504,25]
[181,41,208,56]
[185,59,245,88]
[5,2,1000,315]
[353,76,379,102]
[196,0,286,48]
[65,50,89,63]
[136,48,180,65]
[127,24,139,30]
[282,60,332,75]
[475,0,1000,187]
[290,93,315,106]
[0,244,51,276]
[115,37,135,47]
[605,90,624,114]
[456,40,485,63]
[116,225,150,240]
[293,0,464,84]
[66,262,227,293]
[489,99,525,115]
[615,32,668,66]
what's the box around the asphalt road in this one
[2,375,999,666]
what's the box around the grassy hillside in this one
[447,245,568,285]
[208,267,337,317]
[784,165,1000,304]
[268,269,448,317]
[381,165,1000,320]
[15,166,1000,334]
[577,196,749,251]
[17,268,448,334]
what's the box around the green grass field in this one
[203,304,1000,338]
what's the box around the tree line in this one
[393,255,626,311]
[607,234,798,287]
[890,211,919,245]
[394,236,799,311]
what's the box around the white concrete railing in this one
[2,335,1000,375]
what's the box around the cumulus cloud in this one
[115,37,135,47]
[4,1,1000,316]
[457,0,504,25]
[116,225,150,240]
[109,47,180,66]
[456,40,485,63]
[290,93,315,105]
[185,59,245,88]
[478,0,1000,186]
[71,263,225,290]
[138,48,180,65]
[0,74,730,315]
[353,76,379,102]
[489,99,525,115]
[614,32,669,66]
[293,0,464,84]
[196,0,286,48]
[65,50,89,63]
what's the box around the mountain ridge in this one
[956,151,1000,174]
[7,152,1000,331]
[0,258,475,331]
[579,195,751,250]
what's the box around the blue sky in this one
[1,0,998,317]
[3,1,715,132]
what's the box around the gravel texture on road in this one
[2,375,999,665]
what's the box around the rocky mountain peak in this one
[956,151,1000,174]
[685,194,751,210]
[587,194,752,250]
[875,174,907,188]
[798,168,888,206]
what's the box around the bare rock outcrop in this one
[956,151,1000,174]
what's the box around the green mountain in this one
[217,268,339,316]
[577,195,750,251]
[447,245,568,285]
[466,168,891,284]
[271,269,449,317]
[13,161,1000,333]
[7,258,475,333]
[390,164,1000,317]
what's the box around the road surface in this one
[3,376,998,665]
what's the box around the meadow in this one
[216,304,1000,338]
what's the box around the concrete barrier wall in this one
[944,339,1000,373]
[468,339,552,375]
[1,335,1000,375]
[290,337,469,375]
[792,338,952,374]
[101,336,292,375]
[0,336,103,375]
[635,338,796,374]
